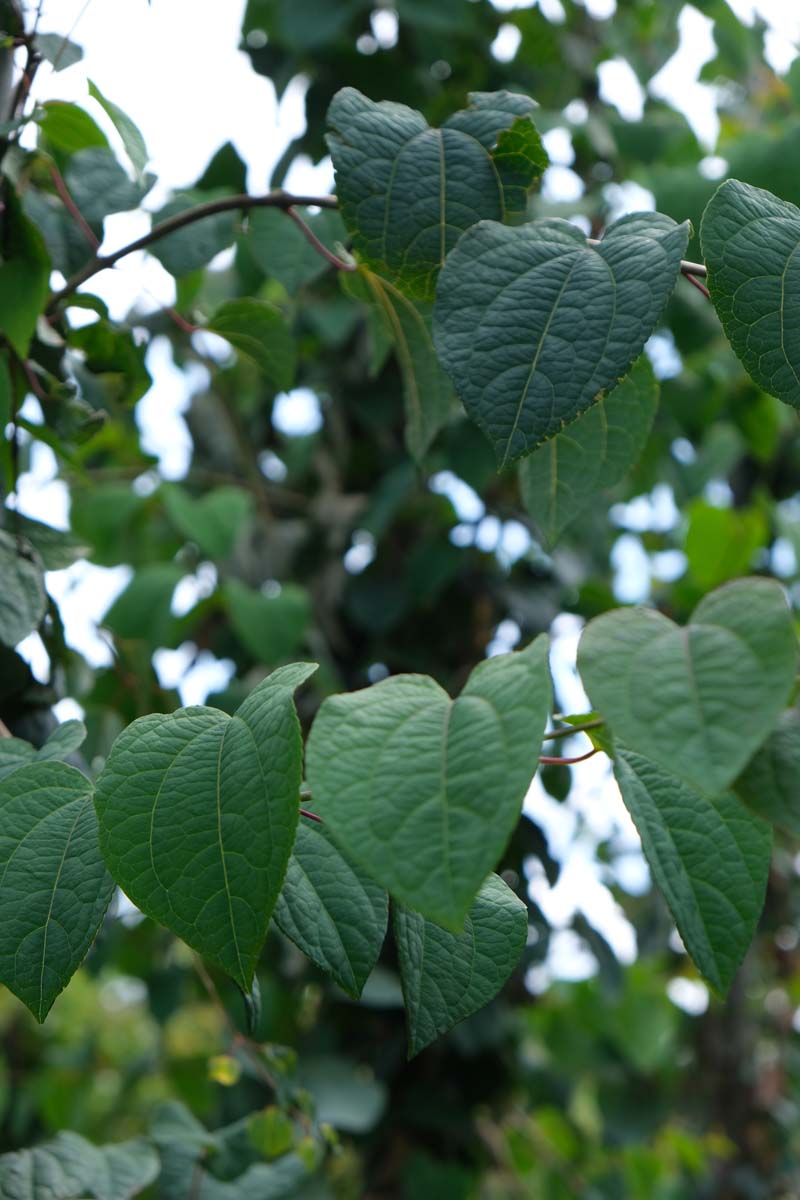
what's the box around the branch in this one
[542,718,605,741]
[46,190,339,311]
[286,205,356,272]
[48,160,99,250]
[539,748,599,766]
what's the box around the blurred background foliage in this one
[4,0,800,1196]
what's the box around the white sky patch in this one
[667,976,709,1015]
[429,471,485,522]
[12,442,70,529]
[540,165,585,204]
[15,632,50,681]
[53,696,86,723]
[46,562,133,667]
[136,337,200,479]
[371,8,399,49]
[153,644,237,706]
[171,563,218,617]
[272,388,323,437]
[542,126,575,166]
[611,533,650,603]
[598,57,645,120]
[650,5,719,149]
[491,23,522,62]
[603,180,656,221]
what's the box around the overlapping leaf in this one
[0,1132,159,1200]
[94,664,317,991]
[701,179,800,407]
[615,748,771,993]
[208,299,296,391]
[274,820,388,998]
[735,707,800,833]
[394,873,527,1056]
[223,579,310,665]
[434,212,688,466]
[306,636,551,930]
[163,484,254,560]
[578,578,796,795]
[327,87,547,300]
[0,530,46,648]
[0,761,114,1021]
[519,356,658,545]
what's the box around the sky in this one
[8,0,799,1000]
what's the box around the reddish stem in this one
[300,807,323,824]
[48,161,99,250]
[539,748,599,766]
[683,269,711,299]
[285,206,356,272]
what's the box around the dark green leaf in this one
[94,664,317,991]
[0,1131,159,1199]
[38,100,109,156]
[0,190,51,356]
[150,189,236,277]
[224,578,310,664]
[615,747,771,994]
[64,147,149,228]
[434,213,688,466]
[394,873,527,1056]
[244,207,346,293]
[101,563,184,647]
[735,706,800,834]
[0,762,114,1021]
[1,509,90,570]
[0,530,46,647]
[208,299,296,391]
[162,484,254,560]
[275,820,388,998]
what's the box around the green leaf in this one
[684,499,768,590]
[34,33,84,71]
[327,87,546,301]
[0,530,46,647]
[346,268,454,461]
[578,578,797,795]
[244,207,347,293]
[434,213,689,467]
[701,178,800,408]
[306,636,551,930]
[1,509,90,570]
[150,189,236,277]
[394,873,527,1057]
[274,820,388,998]
[64,147,149,228]
[88,80,149,178]
[162,484,254,559]
[224,579,311,665]
[614,748,771,994]
[38,100,109,157]
[735,707,800,834]
[0,190,51,357]
[519,356,658,546]
[208,299,296,391]
[0,1131,159,1200]
[94,664,317,991]
[0,761,114,1021]
[0,721,87,784]
[0,737,36,781]
[445,91,548,216]
[101,563,184,647]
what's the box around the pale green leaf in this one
[519,356,658,545]
[327,87,546,301]
[151,189,236,277]
[578,578,797,795]
[735,707,800,834]
[0,530,46,647]
[434,212,688,466]
[34,33,83,71]
[89,80,149,177]
[94,664,317,991]
[395,873,527,1056]
[208,299,296,391]
[274,820,388,998]
[224,579,311,665]
[0,762,114,1021]
[615,748,771,994]
[162,484,254,560]
[0,1132,159,1200]
[305,636,551,929]
[701,178,800,407]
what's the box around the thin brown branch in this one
[46,190,339,311]
[684,268,711,298]
[539,748,599,766]
[48,160,99,250]
[542,718,605,741]
[285,205,356,271]
[300,807,323,824]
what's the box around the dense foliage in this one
[2,1,800,1197]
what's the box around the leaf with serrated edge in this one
[394,873,527,1056]
[519,356,658,545]
[0,761,114,1021]
[701,179,800,408]
[275,821,388,998]
[615,748,771,994]
[434,213,687,466]
[327,87,546,301]
[735,707,800,834]
[94,664,317,991]
[578,578,797,796]
[306,636,551,930]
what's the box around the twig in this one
[684,269,711,299]
[48,160,99,249]
[539,748,599,766]
[46,190,338,310]
[285,205,356,272]
[0,718,12,738]
[542,718,604,741]
[300,807,323,824]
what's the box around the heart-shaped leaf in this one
[0,761,114,1021]
[394,873,527,1057]
[735,706,800,834]
[94,663,317,991]
[223,579,311,665]
[615,748,771,994]
[327,88,546,301]
[274,820,388,998]
[163,484,254,560]
[701,178,800,407]
[578,578,797,795]
[434,212,688,466]
[305,636,551,930]
[0,1131,160,1200]
[519,356,658,546]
